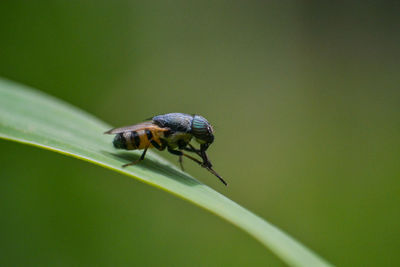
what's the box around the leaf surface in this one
[0,78,331,267]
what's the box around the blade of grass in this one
[0,78,332,267]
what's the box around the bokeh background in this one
[1,1,399,266]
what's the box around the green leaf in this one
[0,78,332,267]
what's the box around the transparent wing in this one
[104,121,168,134]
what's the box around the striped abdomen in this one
[113,128,164,150]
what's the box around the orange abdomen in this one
[118,128,163,150]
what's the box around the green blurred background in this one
[0,1,399,266]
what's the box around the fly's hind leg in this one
[122,146,149,167]
[122,136,166,168]
[150,139,166,151]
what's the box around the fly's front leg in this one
[183,144,211,166]
[167,147,203,166]
[183,144,212,168]
[168,147,227,186]
[182,144,202,156]
[181,144,203,170]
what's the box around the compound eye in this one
[192,115,214,144]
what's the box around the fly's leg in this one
[151,139,166,151]
[177,140,188,171]
[188,143,201,153]
[167,148,203,165]
[122,146,149,167]
[122,134,166,167]
[181,144,202,170]
[182,144,202,157]
[169,146,193,171]
[183,144,212,167]
[167,147,227,186]
[179,155,184,171]
[182,144,212,168]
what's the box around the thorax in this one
[163,132,192,149]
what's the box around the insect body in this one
[105,113,227,185]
